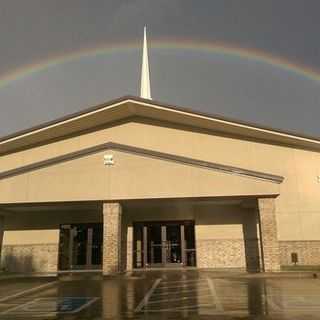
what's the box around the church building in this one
[0,28,319,274]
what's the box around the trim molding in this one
[0,142,284,183]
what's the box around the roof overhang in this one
[1,95,320,154]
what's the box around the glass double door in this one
[59,223,103,270]
[133,221,196,268]
[148,224,182,265]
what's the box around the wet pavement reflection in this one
[0,270,320,319]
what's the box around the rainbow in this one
[0,39,320,88]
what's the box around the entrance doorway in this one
[58,223,103,270]
[133,221,196,268]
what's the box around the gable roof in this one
[1,95,320,154]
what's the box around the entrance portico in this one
[0,195,280,274]
[99,196,280,274]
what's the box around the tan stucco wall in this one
[0,119,320,241]
[3,230,59,245]
[124,203,251,236]
[3,211,102,231]
[0,151,279,203]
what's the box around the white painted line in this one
[159,278,207,285]
[0,298,37,315]
[155,281,207,290]
[0,297,100,315]
[147,294,213,305]
[266,296,282,312]
[199,310,249,316]
[151,287,211,297]
[145,306,248,315]
[143,303,213,312]
[70,297,99,314]
[207,278,224,312]
[134,278,161,312]
[0,281,58,303]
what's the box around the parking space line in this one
[0,296,100,316]
[0,298,37,315]
[159,278,207,285]
[134,278,162,312]
[136,277,226,313]
[151,287,211,297]
[143,303,214,312]
[69,297,99,314]
[0,281,58,303]
[266,296,282,313]
[207,278,224,312]
[147,293,213,305]
[154,281,207,290]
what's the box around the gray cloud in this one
[0,0,319,137]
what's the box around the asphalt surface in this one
[0,270,319,319]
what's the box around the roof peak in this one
[1,95,320,153]
[140,26,152,100]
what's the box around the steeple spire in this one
[140,26,151,100]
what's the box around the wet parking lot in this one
[0,271,320,319]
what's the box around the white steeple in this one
[140,26,152,100]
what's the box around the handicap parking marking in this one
[152,279,208,290]
[135,277,226,314]
[146,293,214,305]
[0,281,58,303]
[139,277,257,316]
[161,278,206,285]
[206,278,224,312]
[267,294,320,313]
[158,278,207,285]
[150,286,211,297]
[0,297,99,316]
[142,303,216,313]
[134,278,162,312]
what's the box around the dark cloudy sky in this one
[1,0,320,138]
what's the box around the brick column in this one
[103,202,122,275]
[0,216,4,263]
[257,198,280,272]
[242,210,261,272]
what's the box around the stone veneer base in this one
[279,241,320,266]
[196,239,247,269]
[1,243,59,273]
[2,240,320,274]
